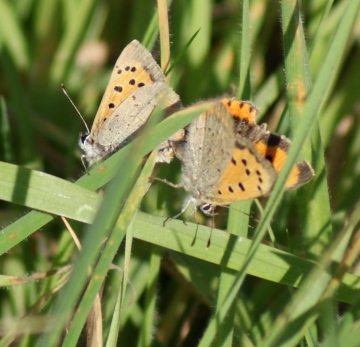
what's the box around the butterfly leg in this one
[150,176,183,189]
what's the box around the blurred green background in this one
[1,0,360,346]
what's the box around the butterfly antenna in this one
[61,83,90,134]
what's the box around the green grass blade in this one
[282,0,333,260]
[0,97,13,162]
[260,199,360,347]
[211,1,253,346]
[1,1,359,345]
[42,153,143,345]
[137,245,162,347]
[41,91,191,343]
[61,149,157,345]
[0,161,101,223]
[49,0,97,83]
[0,102,209,255]
[130,213,359,304]
[0,1,29,70]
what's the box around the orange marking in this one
[254,141,301,188]
[7,232,17,241]
[93,62,154,132]
[221,98,257,124]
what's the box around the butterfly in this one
[79,40,181,167]
[170,100,314,215]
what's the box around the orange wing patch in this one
[221,98,258,124]
[92,62,156,132]
[207,140,276,204]
[254,133,314,189]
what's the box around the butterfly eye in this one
[200,203,216,216]
[80,134,89,144]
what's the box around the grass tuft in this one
[1,1,360,346]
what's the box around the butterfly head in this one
[80,133,90,145]
[199,203,217,216]
[79,133,108,167]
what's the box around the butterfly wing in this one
[221,98,267,143]
[90,40,176,139]
[172,103,236,197]
[223,98,314,189]
[81,40,180,165]
[97,82,179,148]
[253,132,314,189]
[221,98,259,125]
[203,136,277,204]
